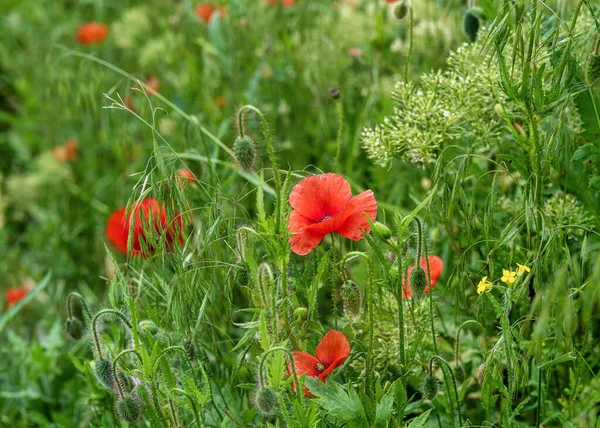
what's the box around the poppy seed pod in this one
[254,386,279,416]
[393,1,408,20]
[409,267,428,298]
[233,136,258,172]
[66,317,84,340]
[115,395,142,423]
[463,9,480,42]
[585,53,600,86]
[373,222,392,240]
[422,375,439,400]
[234,261,251,286]
[94,359,114,389]
[341,281,362,319]
[138,320,159,337]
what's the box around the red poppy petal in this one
[106,207,129,254]
[289,174,352,222]
[303,203,356,235]
[421,255,443,292]
[335,190,377,240]
[315,330,350,366]
[317,355,349,381]
[289,229,326,255]
[292,351,319,377]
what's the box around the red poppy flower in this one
[5,286,28,308]
[267,0,295,6]
[177,168,196,188]
[76,22,109,45]
[105,198,184,257]
[402,255,444,298]
[289,330,350,396]
[195,3,226,22]
[52,138,78,162]
[144,75,160,96]
[288,173,377,255]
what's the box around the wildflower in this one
[52,138,78,162]
[348,48,363,58]
[289,330,350,396]
[476,276,493,295]
[402,255,443,299]
[143,75,159,96]
[177,168,196,188]
[500,269,517,285]
[267,0,295,7]
[195,3,226,23]
[105,198,184,257]
[516,263,530,276]
[76,22,109,45]
[5,286,28,308]
[288,173,377,255]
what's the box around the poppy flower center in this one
[314,361,329,375]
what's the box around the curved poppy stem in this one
[91,309,133,360]
[112,349,143,398]
[172,388,204,426]
[421,225,439,356]
[454,320,486,366]
[66,292,92,321]
[429,355,462,426]
[260,346,301,400]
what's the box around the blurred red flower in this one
[105,198,184,257]
[5,286,28,308]
[289,330,350,396]
[288,173,377,255]
[144,75,160,96]
[177,168,196,188]
[402,255,444,298]
[52,138,78,162]
[215,96,226,107]
[195,4,227,23]
[267,0,295,6]
[76,22,109,45]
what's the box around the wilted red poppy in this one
[105,198,184,257]
[76,22,109,45]
[177,168,196,187]
[289,330,350,396]
[288,173,377,255]
[52,138,78,162]
[402,255,444,298]
[5,286,28,308]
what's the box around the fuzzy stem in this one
[66,292,92,321]
[430,355,462,426]
[421,222,439,356]
[91,309,133,360]
[172,388,202,426]
[331,242,339,330]
[260,346,301,400]
[112,349,143,398]
[396,248,406,377]
[334,100,344,172]
[404,5,414,82]
[536,365,543,427]
[454,320,486,365]
[367,256,375,397]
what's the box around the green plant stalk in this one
[334,101,344,172]
[112,349,143,398]
[396,247,406,377]
[91,309,133,360]
[367,257,375,397]
[430,355,462,427]
[420,219,439,356]
[331,240,339,330]
[404,5,414,82]
[66,292,92,321]
[260,346,302,400]
[172,388,203,427]
[454,320,486,365]
[536,365,543,427]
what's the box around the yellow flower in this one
[501,269,517,285]
[516,263,530,276]
[477,276,493,295]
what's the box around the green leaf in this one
[571,143,600,163]
[305,378,368,427]
[374,386,395,427]
[406,409,433,428]
[477,0,498,20]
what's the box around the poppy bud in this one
[138,320,159,337]
[293,307,308,319]
[233,136,258,172]
[133,383,152,407]
[234,261,251,286]
[373,222,392,240]
[115,395,142,423]
[393,1,408,20]
[66,317,84,340]
[341,281,362,319]
[422,375,439,400]
[95,359,114,389]
[454,365,465,383]
[463,9,480,42]
[585,53,600,86]
[409,267,427,298]
[254,386,279,416]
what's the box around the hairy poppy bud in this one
[116,395,142,423]
[133,383,152,407]
[138,320,159,337]
[341,281,362,319]
[254,386,279,416]
[66,317,84,340]
[233,136,257,172]
[95,359,114,389]
[409,267,427,298]
[393,0,408,20]
[585,53,600,86]
[422,375,439,400]
[234,261,251,286]
[373,222,392,240]
[454,365,465,383]
[463,9,480,42]
[293,307,308,319]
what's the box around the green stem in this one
[367,257,375,397]
[112,349,143,398]
[66,292,92,321]
[172,388,202,426]
[421,224,439,356]
[430,355,462,427]
[454,320,486,365]
[396,248,406,377]
[91,309,133,360]
[536,365,543,427]
[404,5,414,81]
[334,101,344,172]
